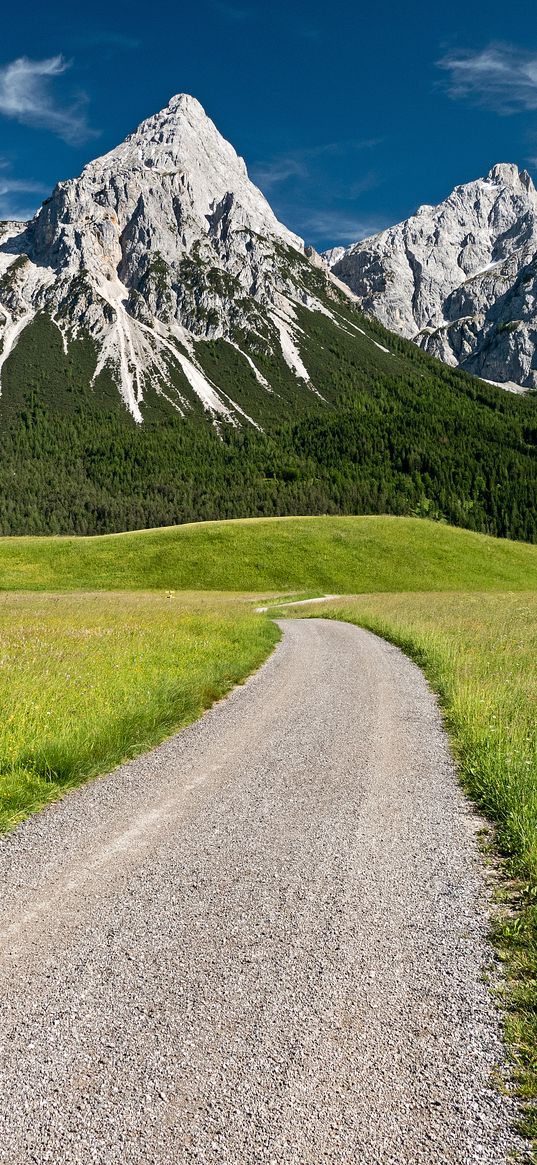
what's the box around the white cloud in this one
[251,157,308,190]
[438,44,537,114]
[0,177,45,196]
[0,55,95,143]
[0,157,48,221]
[213,3,254,19]
[301,209,386,245]
[251,139,384,247]
[252,139,382,193]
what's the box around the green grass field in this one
[0,591,279,833]
[1,514,536,1142]
[2,515,537,592]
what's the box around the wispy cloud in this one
[0,55,96,143]
[344,172,380,199]
[0,160,48,221]
[252,138,382,193]
[0,177,46,196]
[252,137,384,247]
[307,138,382,158]
[251,157,308,191]
[438,43,537,114]
[300,209,386,246]
[213,2,255,19]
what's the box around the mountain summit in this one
[0,95,342,423]
[324,165,537,389]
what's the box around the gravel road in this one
[0,619,525,1163]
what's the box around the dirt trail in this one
[0,619,524,1163]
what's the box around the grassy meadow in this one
[0,590,279,832]
[3,515,537,592]
[1,513,537,1140]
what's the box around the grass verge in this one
[285,592,537,1146]
[0,591,279,832]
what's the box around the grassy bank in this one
[288,592,537,1138]
[0,591,279,832]
[2,515,537,592]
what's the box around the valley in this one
[1,73,537,1163]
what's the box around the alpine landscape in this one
[1,4,537,1163]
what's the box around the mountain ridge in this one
[324,163,537,389]
[1,97,537,542]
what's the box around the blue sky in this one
[1,0,537,249]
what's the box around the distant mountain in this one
[0,98,537,541]
[324,164,537,390]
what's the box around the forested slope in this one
[1,293,537,539]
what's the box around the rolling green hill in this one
[2,514,537,592]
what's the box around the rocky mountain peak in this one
[162,92,205,116]
[486,162,535,193]
[31,91,303,265]
[0,95,342,425]
[89,90,250,186]
[324,163,537,389]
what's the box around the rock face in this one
[0,95,339,423]
[324,164,537,389]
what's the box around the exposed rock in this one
[324,165,537,389]
[0,95,335,423]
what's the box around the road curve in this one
[0,619,523,1164]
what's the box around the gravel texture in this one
[0,618,527,1163]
